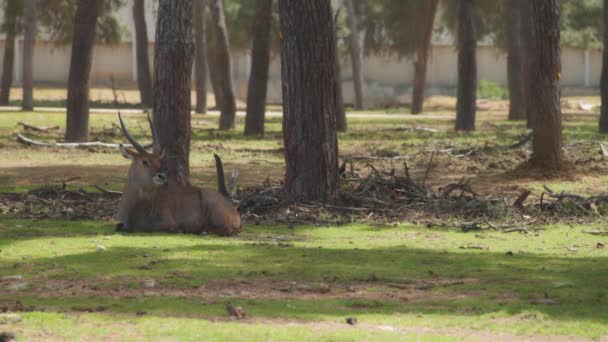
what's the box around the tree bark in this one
[153,0,195,187]
[65,0,104,142]
[22,0,37,111]
[244,0,272,136]
[529,0,564,170]
[279,0,340,201]
[334,47,347,132]
[504,0,526,121]
[411,0,439,115]
[0,0,18,105]
[600,0,608,133]
[194,0,208,114]
[208,0,236,130]
[345,0,364,110]
[455,0,477,131]
[133,0,153,108]
[521,0,537,129]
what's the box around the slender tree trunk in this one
[279,0,340,201]
[505,0,526,121]
[455,0,477,131]
[411,0,439,115]
[345,0,364,110]
[600,0,608,132]
[194,0,208,114]
[208,0,236,130]
[244,0,272,136]
[65,0,104,142]
[133,0,153,108]
[521,0,537,129]
[334,47,347,132]
[22,0,37,111]
[0,0,18,105]
[529,0,564,170]
[153,0,195,186]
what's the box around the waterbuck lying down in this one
[115,114,242,236]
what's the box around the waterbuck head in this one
[118,113,167,188]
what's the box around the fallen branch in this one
[17,122,60,133]
[508,132,533,149]
[94,185,123,196]
[17,133,151,150]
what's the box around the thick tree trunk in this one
[279,0,340,201]
[244,0,272,136]
[133,0,153,108]
[521,0,537,129]
[65,0,104,142]
[153,0,195,187]
[529,0,564,170]
[455,0,477,131]
[0,0,18,106]
[505,0,526,121]
[345,0,364,110]
[22,0,37,111]
[194,0,208,114]
[411,0,439,115]
[334,49,347,132]
[208,0,236,130]
[600,0,608,133]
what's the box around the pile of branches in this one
[541,185,608,218]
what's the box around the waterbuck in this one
[115,114,242,236]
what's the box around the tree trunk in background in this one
[244,0,272,136]
[334,48,347,132]
[411,0,439,115]
[133,0,153,108]
[455,0,477,131]
[279,0,340,202]
[504,0,526,121]
[0,0,18,105]
[194,0,208,114]
[208,0,236,130]
[600,0,608,133]
[153,0,194,186]
[345,0,364,110]
[22,0,37,111]
[529,0,564,170]
[65,0,104,142]
[521,0,537,129]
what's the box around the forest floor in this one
[1,96,608,341]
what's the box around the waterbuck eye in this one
[142,160,150,167]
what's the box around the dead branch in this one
[94,185,123,196]
[513,190,531,207]
[17,133,151,150]
[17,122,60,133]
[509,132,533,149]
[421,150,436,186]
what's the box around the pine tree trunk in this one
[334,48,347,132]
[279,0,340,201]
[0,0,18,106]
[65,0,104,142]
[600,0,608,133]
[244,0,272,136]
[529,0,564,170]
[22,0,37,111]
[133,0,153,108]
[153,0,195,187]
[411,0,439,115]
[521,0,537,129]
[194,0,208,114]
[208,0,236,130]
[505,0,526,121]
[455,0,477,131]
[345,0,364,110]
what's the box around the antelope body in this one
[116,114,242,236]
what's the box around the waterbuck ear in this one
[119,144,136,160]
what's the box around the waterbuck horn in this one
[147,112,158,151]
[118,112,148,155]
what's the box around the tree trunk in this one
[334,48,347,132]
[279,0,340,201]
[600,0,608,133]
[244,0,272,136]
[521,0,537,129]
[455,0,477,131]
[504,0,526,121]
[208,0,236,130]
[153,0,195,187]
[0,0,18,106]
[65,0,104,142]
[411,0,439,115]
[133,0,153,108]
[345,0,364,110]
[529,0,564,170]
[22,0,37,111]
[194,0,208,114]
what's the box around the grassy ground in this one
[1,97,608,341]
